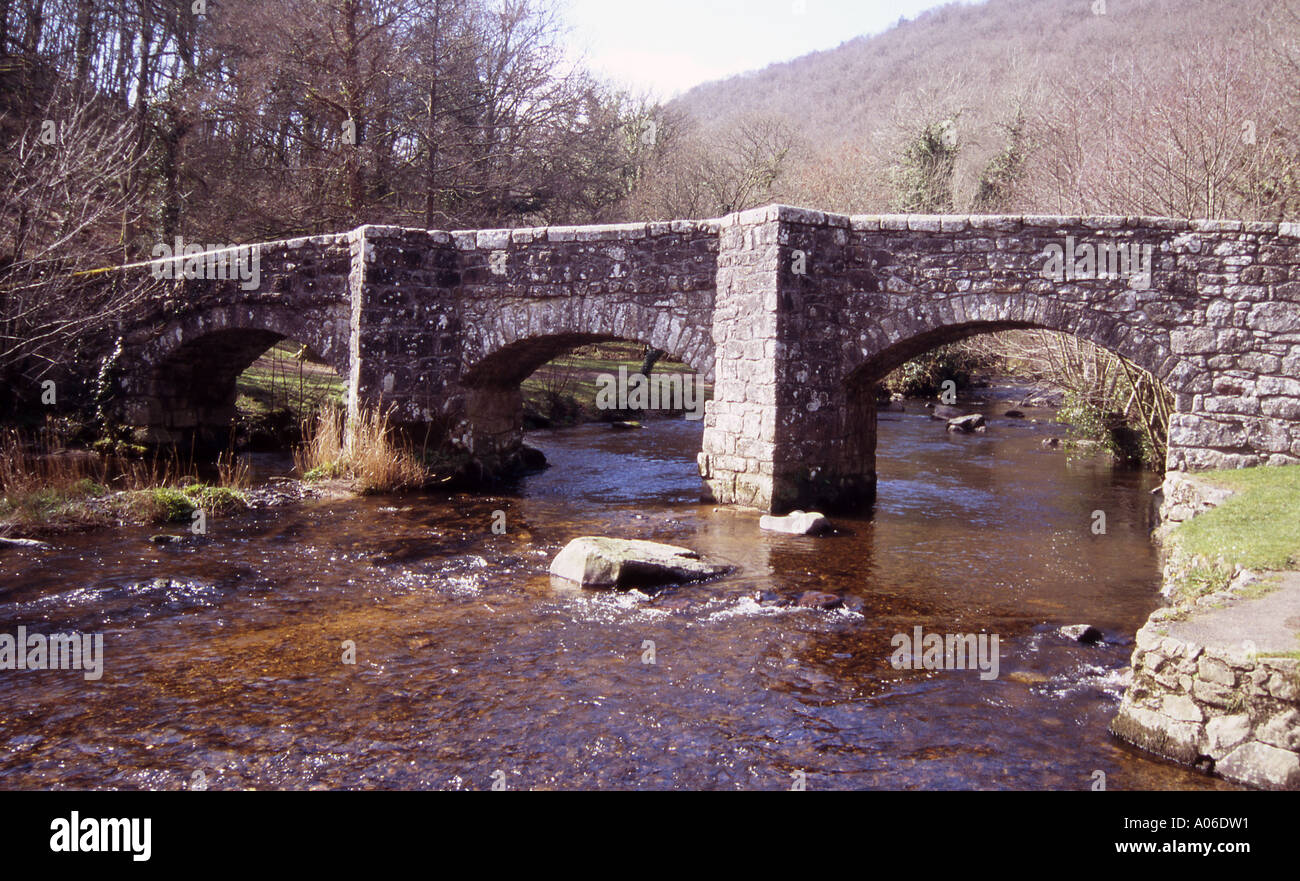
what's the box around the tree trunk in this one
[639,346,665,377]
[423,0,441,228]
[74,0,94,91]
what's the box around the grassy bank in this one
[1165,465,1300,600]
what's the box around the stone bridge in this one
[109,204,1300,513]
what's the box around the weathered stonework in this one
[1112,476,1300,789]
[98,204,1300,510]
[1112,617,1300,790]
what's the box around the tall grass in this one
[0,422,252,532]
[294,404,427,493]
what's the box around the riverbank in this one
[0,478,355,540]
[1111,467,1300,789]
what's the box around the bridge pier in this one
[699,207,881,514]
[459,385,524,465]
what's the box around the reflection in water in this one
[0,397,1235,789]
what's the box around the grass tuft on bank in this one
[294,404,428,493]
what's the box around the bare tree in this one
[623,114,799,220]
[0,84,147,413]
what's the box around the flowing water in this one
[0,392,1235,790]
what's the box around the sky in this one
[564,0,986,100]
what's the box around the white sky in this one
[564,0,987,100]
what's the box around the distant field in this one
[236,342,345,418]
[522,341,711,420]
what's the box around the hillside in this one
[632,0,1298,220]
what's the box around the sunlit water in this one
[0,394,1235,789]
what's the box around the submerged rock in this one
[549,536,728,588]
[1059,624,1105,644]
[796,590,843,610]
[1006,670,1051,685]
[1005,409,1025,418]
[759,510,832,535]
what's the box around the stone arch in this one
[451,300,715,465]
[839,292,1185,394]
[119,304,351,444]
[800,293,1190,511]
[460,298,715,387]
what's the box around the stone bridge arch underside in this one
[115,233,357,444]
[110,205,1300,512]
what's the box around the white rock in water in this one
[946,413,986,433]
[1059,624,1104,644]
[759,510,831,535]
[0,536,51,549]
[548,536,728,588]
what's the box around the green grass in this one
[1174,466,1300,572]
[146,487,196,523]
[235,342,345,418]
[181,484,247,516]
[0,479,107,523]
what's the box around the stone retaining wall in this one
[1111,618,1300,789]
[1111,474,1300,789]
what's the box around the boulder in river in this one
[946,413,986,433]
[549,536,728,588]
[1005,409,1025,418]
[759,510,832,535]
[1059,624,1105,644]
[931,404,966,420]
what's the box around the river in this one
[0,392,1235,789]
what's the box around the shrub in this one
[147,487,196,523]
[882,343,982,398]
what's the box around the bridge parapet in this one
[95,205,1299,509]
